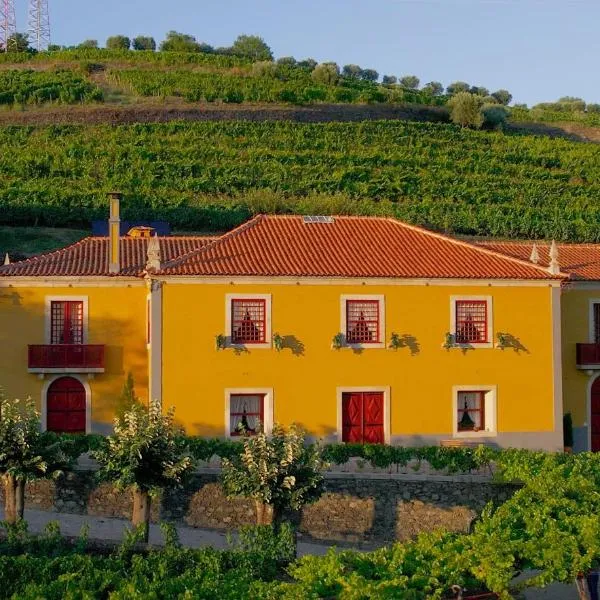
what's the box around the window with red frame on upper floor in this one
[346,299,380,344]
[231,298,266,344]
[51,301,83,345]
[455,300,488,344]
[229,394,265,436]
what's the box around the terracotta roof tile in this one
[0,236,216,277]
[476,241,600,281]
[159,215,562,280]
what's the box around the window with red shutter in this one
[50,301,84,345]
[231,299,266,344]
[346,300,380,344]
[342,391,384,444]
[455,300,488,344]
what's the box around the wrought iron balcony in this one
[28,345,105,373]
[576,343,600,369]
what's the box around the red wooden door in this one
[592,378,600,451]
[342,392,384,444]
[47,377,86,433]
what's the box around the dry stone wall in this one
[1,470,518,545]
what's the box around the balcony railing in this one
[28,345,105,373]
[576,343,600,369]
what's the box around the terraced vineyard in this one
[1,120,600,239]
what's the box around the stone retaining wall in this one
[1,471,518,544]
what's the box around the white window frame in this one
[225,294,272,349]
[224,388,274,438]
[336,386,391,444]
[340,295,385,349]
[44,296,89,344]
[588,299,600,343]
[449,295,493,349]
[452,385,497,438]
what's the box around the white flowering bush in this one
[93,400,194,539]
[221,424,327,524]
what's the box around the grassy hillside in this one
[2,120,600,240]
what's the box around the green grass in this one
[0,226,89,258]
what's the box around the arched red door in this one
[591,378,600,452]
[46,377,86,433]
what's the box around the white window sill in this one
[446,342,494,350]
[341,342,386,350]
[226,343,272,350]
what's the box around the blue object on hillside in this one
[91,221,171,237]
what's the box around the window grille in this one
[229,394,264,436]
[51,301,83,345]
[231,299,266,344]
[457,391,485,431]
[455,300,488,344]
[346,300,380,344]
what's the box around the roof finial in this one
[146,233,161,271]
[3,253,9,266]
[529,243,539,265]
[548,240,560,275]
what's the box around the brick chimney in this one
[108,192,122,274]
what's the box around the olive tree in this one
[481,103,509,129]
[159,31,201,53]
[360,68,379,82]
[399,75,420,89]
[230,34,273,61]
[93,401,194,542]
[221,424,326,528]
[0,394,68,523]
[382,75,397,85]
[132,36,156,51]
[423,81,444,96]
[448,91,484,128]
[446,80,470,95]
[311,62,339,86]
[342,64,362,79]
[106,35,131,50]
[78,39,99,49]
[491,89,512,105]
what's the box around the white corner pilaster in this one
[147,277,163,406]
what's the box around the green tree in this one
[78,39,98,49]
[221,424,326,531]
[297,58,317,70]
[116,372,141,419]
[399,75,420,89]
[469,85,489,97]
[251,60,277,77]
[276,56,296,66]
[106,35,131,50]
[382,75,397,85]
[132,36,156,51]
[159,31,201,53]
[342,64,362,78]
[5,32,30,53]
[93,400,194,543]
[446,80,470,95]
[230,34,273,61]
[310,62,339,86]
[481,103,508,129]
[491,89,512,105]
[47,44,63,51]
[422,81,444,96]
[360,68,379,82]
[448,91,484,128]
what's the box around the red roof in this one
[0,236,215,277]
[159,215,562,280]
[476,241,600,281]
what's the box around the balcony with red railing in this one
[576,343,600,369]
[28,345,105,373]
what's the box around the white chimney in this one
[108,192,121,274]
[146,234,161,272]
[3,253,9,266]
[529,243,539,265]
[548,240,560,275]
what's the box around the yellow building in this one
[0,198,566,450]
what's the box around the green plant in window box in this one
[443,332,455,349]
[272,333,284,352]
[496,332,510,349]
[332,332,344,350]
[215,334,226,351]
[389,332,402,350]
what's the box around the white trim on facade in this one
[339,294,386,349]
[335,386,391,444]
[551,287,564,447]
[224,388,274,438]
[225,293,272,349]
[147,280,163,405]
[449,295,494,349]
[41,374,92,434]
[588,298,600,343]
[44,295,89,344]
[452,385,497,438]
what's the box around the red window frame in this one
[50,301,84,345]
[455,300,488,344]
[229,393,265,437]
[346,300,380,344]
[231,299,266,344]
[457,391,485,432]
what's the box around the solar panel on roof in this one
[302,216,335,224]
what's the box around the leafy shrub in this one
[448,92,484,128]
[481,103,509,129]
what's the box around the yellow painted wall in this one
[162,282,557,439]
[561,286,600,429]
[0,285,148,430]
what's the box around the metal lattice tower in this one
[0,0,17,52]
[28,0,50,52]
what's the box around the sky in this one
[15,0,600,106]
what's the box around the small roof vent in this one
[302,216,335,224]
[127,226,155,239]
